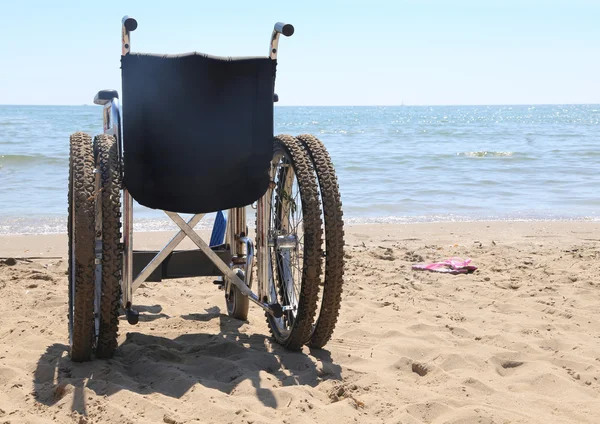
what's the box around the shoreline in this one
[1,220,598,258]
[0,215,598,237]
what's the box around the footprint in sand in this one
[405,402,453,423]
[501,360,524,369]
[492,357,525,376]
[404,251,424,262]
[369,247,396,261]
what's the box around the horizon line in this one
[1,102,599,108]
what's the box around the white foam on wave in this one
[1,213,598,236]
[458,151,514,157]
[343,214,600,225]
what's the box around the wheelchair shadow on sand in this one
[49,15,346,417]
[33,306,342,415]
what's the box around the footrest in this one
[132,248,232,282]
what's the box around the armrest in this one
[93,89,119,106]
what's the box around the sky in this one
[1,0,599,106]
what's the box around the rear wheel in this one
[296,134,345,349]
[94,135,123,359]
[68,132,96,362]
[264,135,323,350]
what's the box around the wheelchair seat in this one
[121,52,276,214]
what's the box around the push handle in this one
[122,15,138,55]
[122,15,138,32]
[270,22,294,60]
[274,22,294,37]
[270,21,294,96]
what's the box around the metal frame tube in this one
[269,22,294,60]
[281,163,294,232]
[166,212,277,315]
[269,31,281,60]
[122,25,131,55]
[122,16,137,55]
[107,99,122,159]
[224,209,232,253]
[224,207,250,293]
[103,99,121,137]
[236,207,246,255]
[119,15,136,307]
[256,197,267,301]
[121,190,134,308]
[240,236,254,290]
[166,212,247,291]
[102,99,123,179]
[131,214,204,292]
[257,161,276,302]
[227,208,238,258]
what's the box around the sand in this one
[0,221,599,423]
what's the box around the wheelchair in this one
[67,16,345,362]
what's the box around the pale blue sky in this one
[1,0,598,106]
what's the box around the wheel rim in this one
[267,149,305,339]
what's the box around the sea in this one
[0,104,598,235]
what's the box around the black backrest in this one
[121,52,275,214]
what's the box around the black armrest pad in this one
[94,89,119,105]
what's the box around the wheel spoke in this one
[267,148,305,332]
[263,136,322,349]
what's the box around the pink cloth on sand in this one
[412,257,477,274]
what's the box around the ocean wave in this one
[1,213,598,235]
[0,120,28,126]
[0,154,66,166]
[458,151,515,158]
[342,214,600,225]
[1,104,599,230]
[0,215,219,236]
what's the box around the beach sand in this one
[0,221,599,423]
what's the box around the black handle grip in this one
[122,15,138,32]
[274,22,294,37]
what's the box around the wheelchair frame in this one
[92,16,294,323]
[68,15,344,361]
